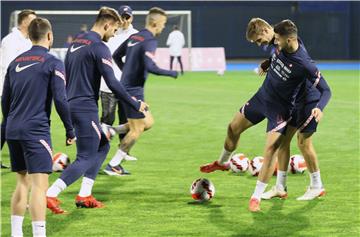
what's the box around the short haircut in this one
[28,17,52,42]
[17,9,36,26]
[246,18,272,42]
[95,7,121,24]
[274,20,298,37]
[146,7,167,25]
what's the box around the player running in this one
[103,7,178,175]
[2,18,75,237]
[46,7,147,214]
[246,18,331,201]
[200,20,331,212]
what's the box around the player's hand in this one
[258,67,267,76]
[258,59,270,76]
[138,101,149,113]
[66,137,76,146]
[311,108,323,123]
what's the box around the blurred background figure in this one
[74,23,88,38]
[166,25,185,74]
[63,34,73,48]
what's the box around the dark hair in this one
[17,9,36,25]
[95,7,121,24]
[173,25,179,30]
[28,17,52,42]
[274,20,298,37]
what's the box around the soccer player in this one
[46,7,148,214]
[246,18,331,201]
[200,20,331,212]
[99,5,139,176]
[103,7,178,175]
[2,17,75,237]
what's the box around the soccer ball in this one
[52,152,70,172]
[288,155,307,174]
[190,178,215,201]
[229,153,249,173]
[249,156,264,176]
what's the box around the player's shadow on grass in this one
[236,200,319,237]
[206,198,319,237]
[187,200,222,208]
[47,207,86,234]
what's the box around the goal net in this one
[9,10,192,64]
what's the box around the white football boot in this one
[297,187,326,201]
[261,185,288,200]
[124,154,138,161]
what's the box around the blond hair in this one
[95,6,122,24]
[246,18,272,42]
[145,7,167,26]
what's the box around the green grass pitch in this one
[1,70,359,236]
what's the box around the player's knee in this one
[127,130,142,140]
[17,172,30,188]
[297,134,310,152]
[265,141,281,155]
[144,118,154,131]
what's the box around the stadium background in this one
[1,1,359,237]
[1,1,360,60]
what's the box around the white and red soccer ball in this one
[248,156,264,176]
[229,153,249,173]
[288,154,307,174]
[190,178,215,201]
[52,152,70,172]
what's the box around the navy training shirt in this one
[260,39,330,111]
[264,38,331,110]
[113,29,177,93]
[65,31,140,113]
[2,45,74,140]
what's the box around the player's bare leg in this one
[105,111,154,176]
[249,131,283,212]
[262,126,297,200]
[296,132,325,200]
[29,173,48,236]
[200,112,253,173]
[120,111,154,153]
[11,171,29,237]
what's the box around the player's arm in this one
[112,38,129,71]
[96,45,147,112]
[50,60,76,144]
[1,68,11,122]
[305,61,332,122]
[144,40,178,78]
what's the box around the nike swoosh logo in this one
[128,41,140,47]
[15,62,40,73]
[70,45,86,53]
